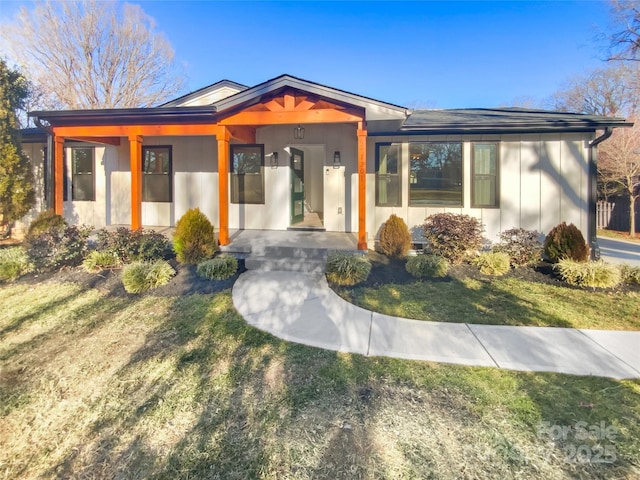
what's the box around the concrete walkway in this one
[232,270,640,379]
[598,236,640,266]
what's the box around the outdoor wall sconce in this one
[270,151,278,168]
[293,124,305,139]
[333,151,341,168]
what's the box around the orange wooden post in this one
[53,135,65,215]
[129,135,143,230]
[217,126,230,245]
[357,122,367,250]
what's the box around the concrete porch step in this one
[245,246,329,273]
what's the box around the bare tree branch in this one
[2,0,185,109]
[606,0,640,62]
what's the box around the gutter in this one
[587,127,614,260]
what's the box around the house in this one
[23,74,632,253]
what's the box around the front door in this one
[290,148,305,224]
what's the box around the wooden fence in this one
[597,199,639,232]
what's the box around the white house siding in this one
[15,142,47,235]
[367,133,592,246]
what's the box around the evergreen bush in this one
[473,251,511,276]
[494,228,542,266]
[378,214,412,259]
[27,209,66,236]
[543,222,589,263]
[405,254,449,278]
[196,256,238,280]
[121,260,175,294]
[24,224,92,272]
[326,252,371,286]
[423,213,484,264]
[0,247,33,281]
[173,208,217,264]
[555,259,620,288]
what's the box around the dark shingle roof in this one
[400,108,632,134]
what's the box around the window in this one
[472,143,499,208]
[376,143,401,206]
[142,146,172,202]
[409,142,462,206]
[71,147,94,201]
[231,144,264,204]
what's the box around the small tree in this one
[0,60,35,237]
[598,120,640,236]
[378,214,412,259]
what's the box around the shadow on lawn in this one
[37,283,639,480]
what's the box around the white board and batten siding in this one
[368,133,593,247]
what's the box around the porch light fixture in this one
[333,151,341,168]
[270,151,278,168]
[293,124,305,139]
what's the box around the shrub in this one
[196,256,238,280]
[173,208,217,264]
[95,227,170,263]
[121,260,175,294]
[378,214,412,259]
[494,228,542,266]
[24,224,92,272]
[82,250,120,273]
[543,222,589,263]
[620,265,640,284]
[0,247,33,281]
[555,259,621,288]
[405,254,449,278]
[473,251,511,276]
[27,209,66,236]
[423,213,484,264]
[326,251,371,286]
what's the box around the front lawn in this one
[331,253,640,331]
[1,275,639,479]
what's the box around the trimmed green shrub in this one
[196,256,238,280]
[473,251,511,276]
[24,224,92,272]
[95,227,170,263]
[405,254,449,278]
[378,214,412,259]
[82,250,121,273]
[423,213,484,264]
[543,222,589,263]
[326,251,371,286]
[121,260,175,294]
[0,247,33,281]
[494,228,542,266]
[620,265,640,285]
[27,209,66,236]
[173,208,217,264]
[555,259,621,288]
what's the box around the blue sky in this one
[1,1,615,108]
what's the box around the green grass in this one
[0,279,639,479]
[598,228,640,243]
[333,275,640,331]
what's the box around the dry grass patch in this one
[1,278,639,479]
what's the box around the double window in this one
[375,143,401,206]
[142,146,172,202]
[409,142,462,206]
[71,147,94,201]
[472,143,499,208]
[231,145,264,204]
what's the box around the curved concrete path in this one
[232,271,640,379]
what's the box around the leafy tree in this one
[0,60,35,237]
[598,120,640,235]
[606,0,640,62]
[3,0,184,109]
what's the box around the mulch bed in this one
[15,258,247,298]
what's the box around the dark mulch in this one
[14,258,247,298]
[359,250,640,293]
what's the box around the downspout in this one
[588,127,613,260]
